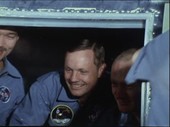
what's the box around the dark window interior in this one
[8,27,144,90]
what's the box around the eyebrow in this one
[111,79,119,84]
[7,32,18,35]
[111,79,125,84]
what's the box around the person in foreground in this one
[0,26,25,126]
[111,49,141,126]
[125,30,169,126]
[9,39,106,126]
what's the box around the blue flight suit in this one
[0,58,25,126]
[9,71,79,126]
[125,30,169,126]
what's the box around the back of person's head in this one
[66,39,105,67]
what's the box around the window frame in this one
[0,9,154,126]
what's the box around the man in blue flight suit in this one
[0,26,25,126]
[125,30,169,126]
[9,39,107,126]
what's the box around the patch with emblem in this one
[50,104,74,126]
[0,86,10,103]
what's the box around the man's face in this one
[111,61,140,113]
[0,29,19,61]
[64,49,104,99]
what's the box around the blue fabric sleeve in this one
[9,71,60,126]
[125,30,169,126]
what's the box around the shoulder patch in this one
[50,104,74,126]
[0,86,11,103]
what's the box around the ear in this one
[97,63,106,78]
[16,36,19,41]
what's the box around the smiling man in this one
[64,48,105,106]
[9,39,106,126]
[0,26,25,126]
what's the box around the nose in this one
[70,71,79,82]
[0,35,6,45]
[115,86,126,98]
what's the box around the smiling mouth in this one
[0,47,7,52]
[70,84,84,90]
[0,48,7,55]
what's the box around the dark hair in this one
[66,39,105,67]
[0,26,20,35]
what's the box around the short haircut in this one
[114,48,137,64]
[66,39,105,67]
[0,26,20,35]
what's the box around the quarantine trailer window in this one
[0,0,166,126]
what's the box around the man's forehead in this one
[0,29,17,33]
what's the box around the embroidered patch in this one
[50,104,74,126]
[0,86,10,103]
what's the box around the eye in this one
[79,70,88,75]
[112,83,118,88]
[64,67,72,72]
[111,80,119,87]
[6,33,18,39]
